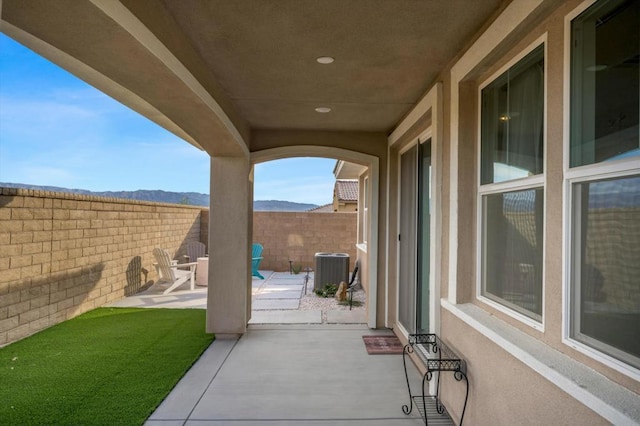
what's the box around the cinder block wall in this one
[0,188,205,347]
[200,209,209,251]
[0,189,357,346]
[252,211,357,272]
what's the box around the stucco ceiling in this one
[157,0,505,132]
[1,0,506,154]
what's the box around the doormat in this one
[362,335,404,355]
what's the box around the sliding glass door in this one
[398,146,417,332]
[398,140,433,334]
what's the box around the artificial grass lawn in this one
[0,307,214,425]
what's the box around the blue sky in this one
[0,34,335,206]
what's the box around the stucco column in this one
[207,156,253,338]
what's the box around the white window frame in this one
[562,0,640,381]
[363,175,369,245]
[476,35,548,331]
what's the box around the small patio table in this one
[196,257,208,287]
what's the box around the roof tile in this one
[335,180,358,202]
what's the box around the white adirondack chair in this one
[153,248,197,295]
[183,241,206,263]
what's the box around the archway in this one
[251,146,379,328]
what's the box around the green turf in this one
[0,307,214,425]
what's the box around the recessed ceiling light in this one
[316,56,335,64]
[315,107,332,113]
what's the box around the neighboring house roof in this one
[308,203,334,213]
[333,160,367,179]
[335,180,358,202]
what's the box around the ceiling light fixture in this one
[315,107,332,113]
[316,56,335,64]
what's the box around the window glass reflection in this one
[572,175,640,368]
[482,188,544,320]
[481,45,544,184]
[570,0,639,167]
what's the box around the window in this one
[570,0,639,167]
[571,176,640,369]
[479,43,545,323]
[481,45,545,185]
[568,0,640,371]
[482,188,544,320]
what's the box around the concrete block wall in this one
[0,188,357,346]
[0,187,205,347]
[252,211,357,272]
[200,209,209,251]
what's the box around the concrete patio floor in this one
[146,325,425,425]
[108,271,368,325]
[109,272,425,424]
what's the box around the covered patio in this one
[2,0,639,424]
[108,272,423,424]
[0,0,505,337]
[146,325,425,425]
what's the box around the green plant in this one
[315,283,338,298]
[292,264,302,274]
[0,308,214,425]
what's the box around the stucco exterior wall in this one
[0,187,204,347]
[387,0,639,423]
[449,0,639,392]
[438,310,609,426]
[252,211,357,273]
[332,201,357,213]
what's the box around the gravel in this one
[299,287,366,311]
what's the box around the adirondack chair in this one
[183,241,206,262]
[153,248,197,295]
[252,243,264,279]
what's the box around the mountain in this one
[253,200,317,211]
[0,182,318,212]
[0,182,210,206]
